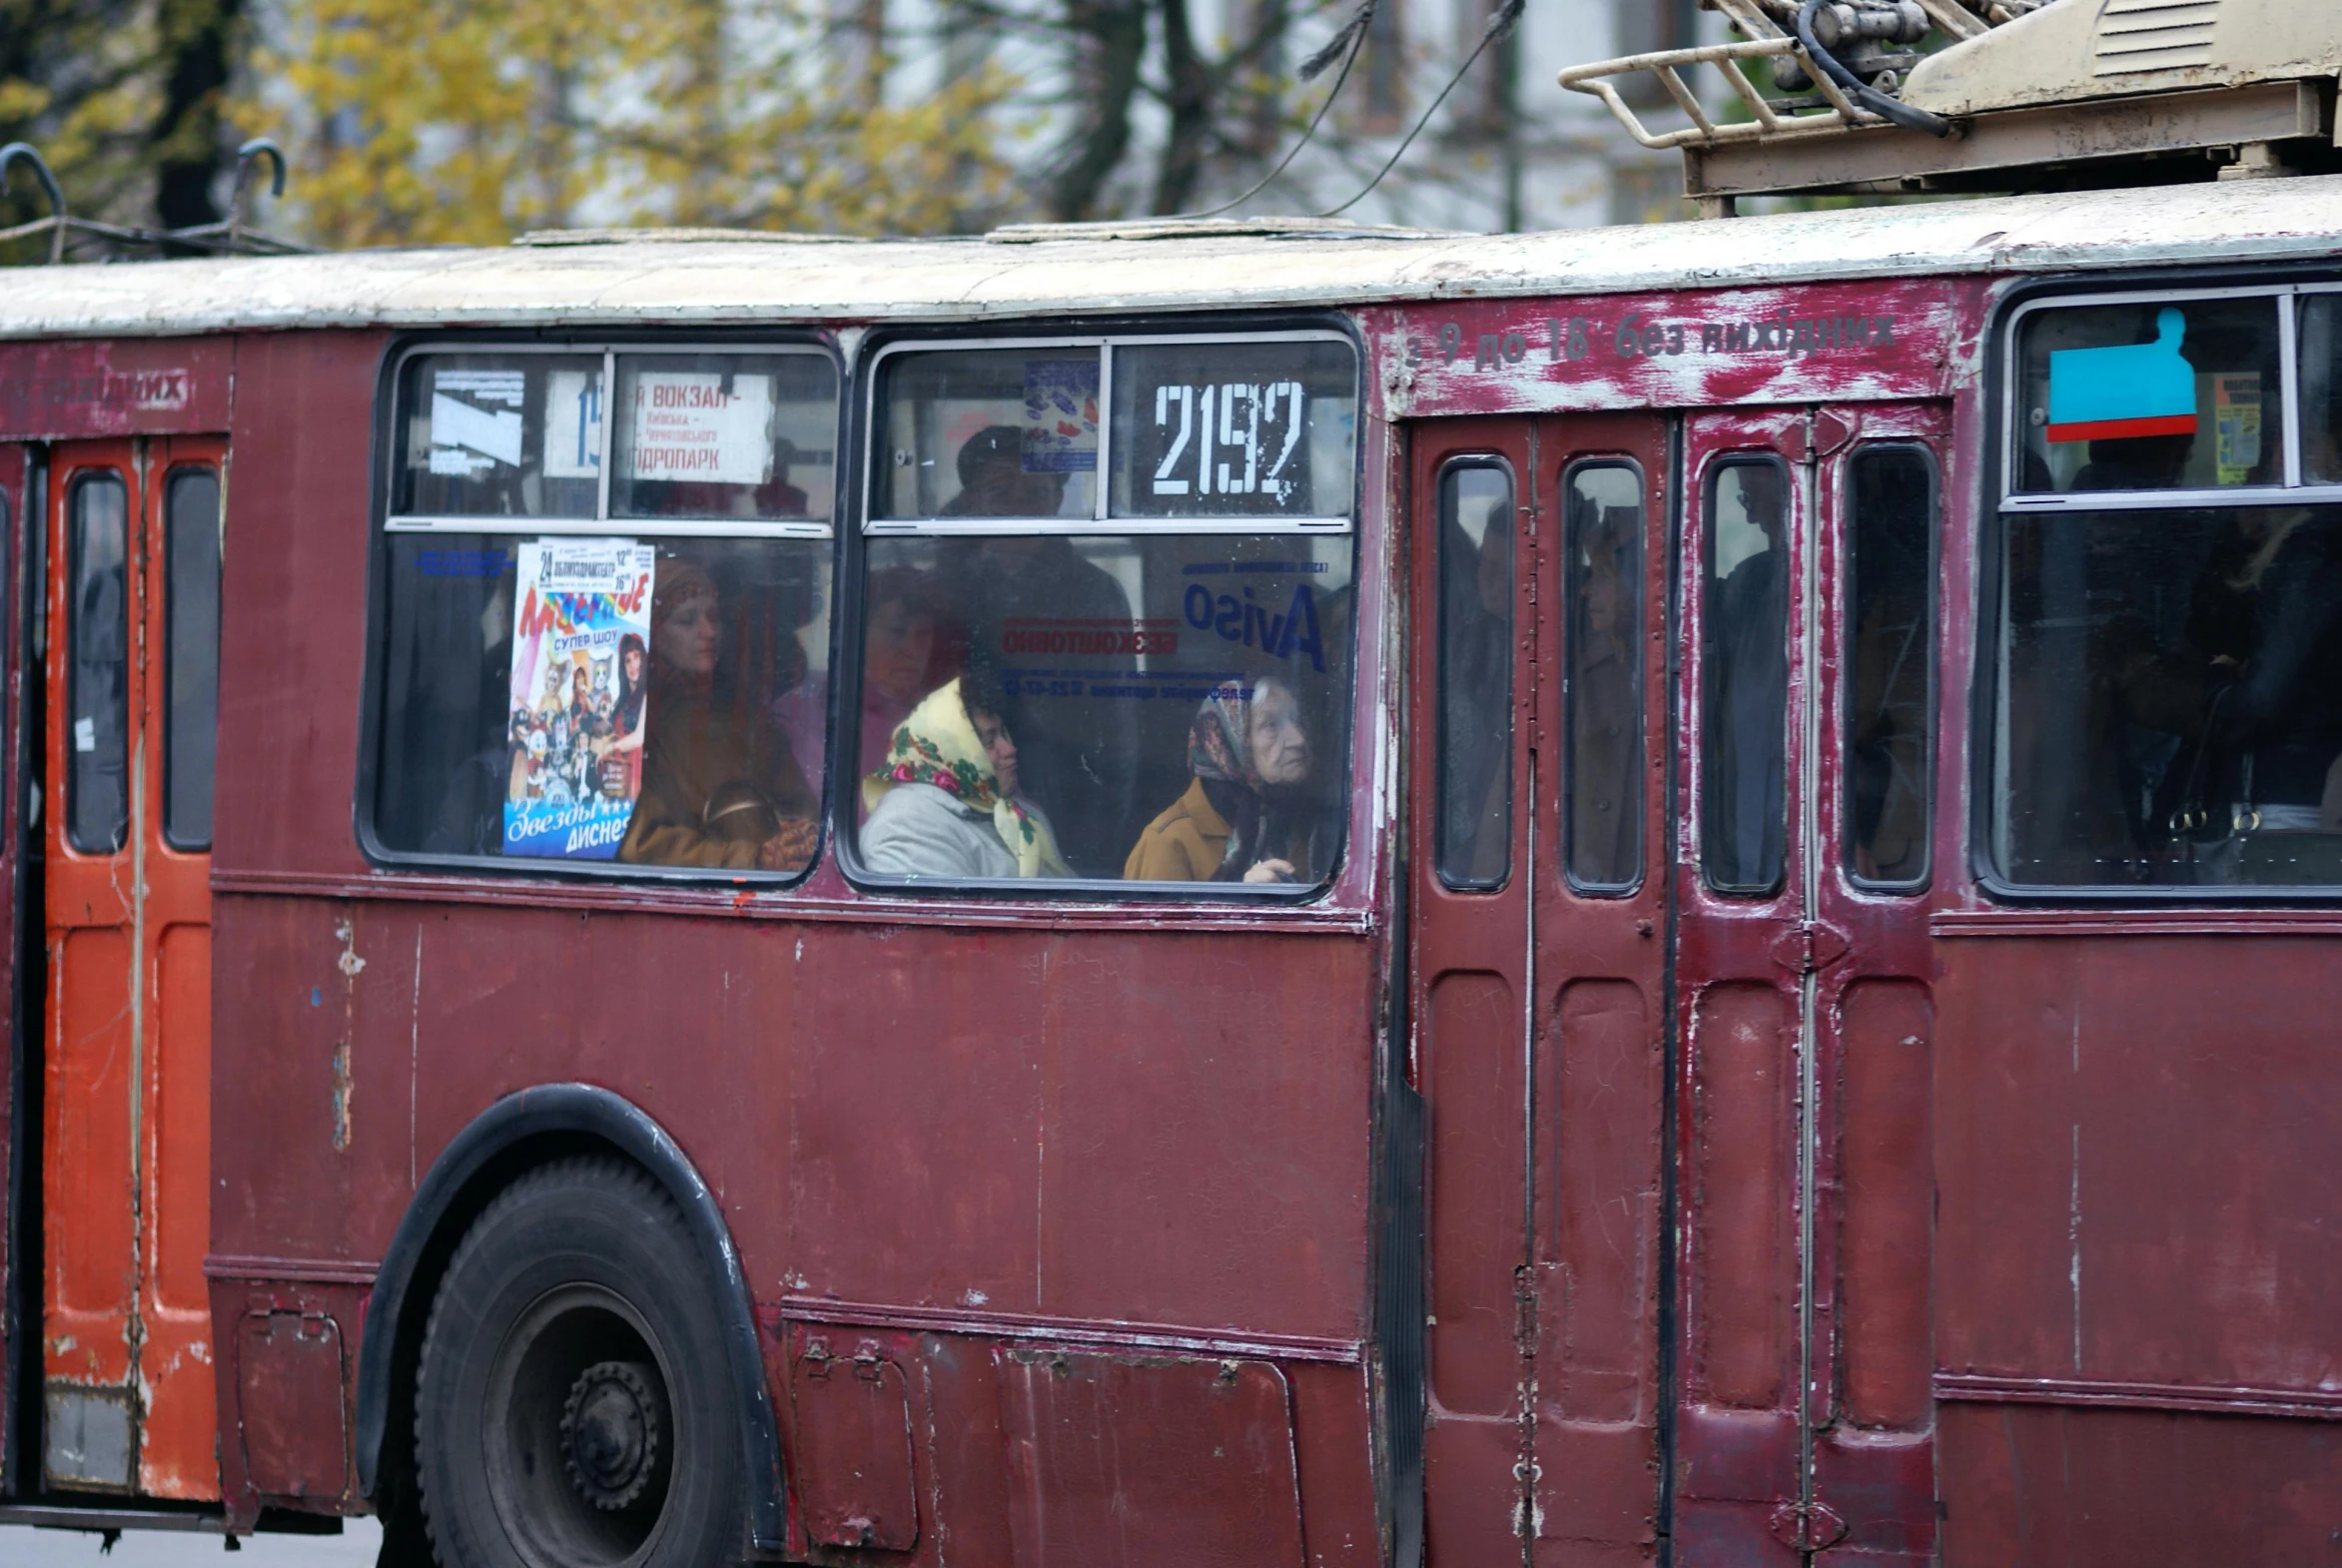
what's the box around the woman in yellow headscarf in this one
[860,667,1070,880]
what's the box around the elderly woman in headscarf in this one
[1125,674,1324,884]
[617,556,820,871]
[860,666,1070,880]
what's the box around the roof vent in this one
[2093,0,2222,76]
[513,227,870,247]
[983,216,1441,244]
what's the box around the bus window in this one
[1109,341,1357,521]
[2011,295,2285,495]
[370,344,837,876]
[1702,457,1789,896]
[1436,460,1512,892]
[1845,445,1934,890]
[68,472,130,854]
[164,467,222,851]
[1565,460,1644,894]
[394,353,605,519]
[1992,502,2342,888]
[611,353,837,522]
[853,334,1357,892]
[873,349,1101,522]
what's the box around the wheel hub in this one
[559,1359,664,1511]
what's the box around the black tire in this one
[413,1158,749,1568]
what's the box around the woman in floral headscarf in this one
[1125,674,1323,884]
[860,667,1070,880]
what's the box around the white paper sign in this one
[429,392,522,473]
[544,370,603,479]
[628,373,775,485]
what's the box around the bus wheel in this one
[414,1158,748,1568]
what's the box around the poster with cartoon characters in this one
[504,540,655,859]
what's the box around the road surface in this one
[0,1517,381,1564]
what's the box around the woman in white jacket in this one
[859,668,1071,881]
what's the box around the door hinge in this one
[1770,920,1850,976]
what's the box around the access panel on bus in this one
[41,437,222,1498]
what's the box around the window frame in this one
[834,319,1365,902]
[1560,452,1648,898]
[1839,439,1937,895]
[1432,452,1515,894]
[356,330,849,883]
[1978,267,2342,903]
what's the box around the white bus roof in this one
[3,175,2340,340]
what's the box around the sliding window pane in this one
[69,473,130,853]
[1845,445,1934,888]
[1437,462,1513,889]
[1565,461,1643,892]
[164,468,222,850]
[1702,458,1789,895]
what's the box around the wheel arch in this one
[353,1083,785,1551]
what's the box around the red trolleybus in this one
[0,174,2339,1567]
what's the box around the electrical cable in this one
[1794,0,1953,138]
[1316,0,1524,219]
[1182,0,1377,220]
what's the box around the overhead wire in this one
[1182,0,1378,220]
[1316,0,1525,218]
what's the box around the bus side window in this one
[1845,444,1935,889]
[1703,457,1791,895]
[1565,460,1644,893]
[164,467,222,851]
[68,472,130,854]
[1436,460,1514,891]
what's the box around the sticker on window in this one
[1022,360,1099,473]
[627,372,776,485]
[2215,373,2262,484]
[2046,306,2197,444]
[544,369,603,480]
[504,540,655,859]
[428,369,525,476]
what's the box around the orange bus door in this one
[0,443,28,1488]
[42,437,222,1498]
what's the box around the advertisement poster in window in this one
[505,540,656,859]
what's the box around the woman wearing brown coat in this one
[1126,675,1323,885]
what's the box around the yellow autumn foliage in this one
[244,0,1021,247]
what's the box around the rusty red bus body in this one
[0,180,2336,1565]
